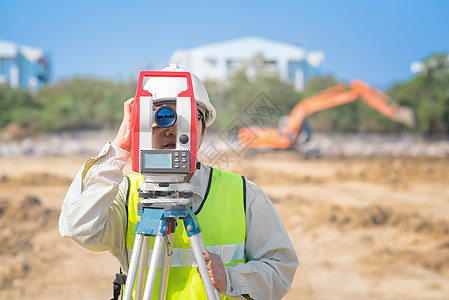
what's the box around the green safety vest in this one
[125,167,246,299]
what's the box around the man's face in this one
[152,103,205,150]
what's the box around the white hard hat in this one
[143,64,216,127]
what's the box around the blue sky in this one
[1,0,448,88]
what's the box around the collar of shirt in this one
[189,162,211,211]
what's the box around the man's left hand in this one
[202,251,227,293]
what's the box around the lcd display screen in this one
[144,153,172,169]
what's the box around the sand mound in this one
[0,196,58,289]
[1,155,449,299]
[0,172,72,187]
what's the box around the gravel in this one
[0,130,448,158]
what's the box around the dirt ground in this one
[0,153,448,299]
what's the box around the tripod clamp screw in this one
[183,209,202,237]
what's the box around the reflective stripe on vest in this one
[127,242,245,268]
[126,168,246,299]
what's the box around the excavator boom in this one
[351,80,416,128]
[239,80,416,150]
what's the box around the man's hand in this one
[111,98,134,152]
[202,251,227,293]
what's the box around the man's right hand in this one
[111,98,135,152]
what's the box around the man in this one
[59,65,298,299]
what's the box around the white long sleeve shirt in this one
[59,142,298,299]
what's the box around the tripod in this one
[122,181,221,300]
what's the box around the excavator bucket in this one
[395,107,417,128]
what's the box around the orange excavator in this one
[238,80,416,150]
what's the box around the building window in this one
[206,58,217,67]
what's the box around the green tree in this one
[0,86,40,128]
[204,71,302,131]
[388,53,449,136]
[36,77,134,131]
[3,52,447,137]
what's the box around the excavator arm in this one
[239,80,416,150]
[351,80,416,129]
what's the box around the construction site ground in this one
[0,153,448,299]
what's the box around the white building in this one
[169,36,325,91]
[0,39,50,91]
